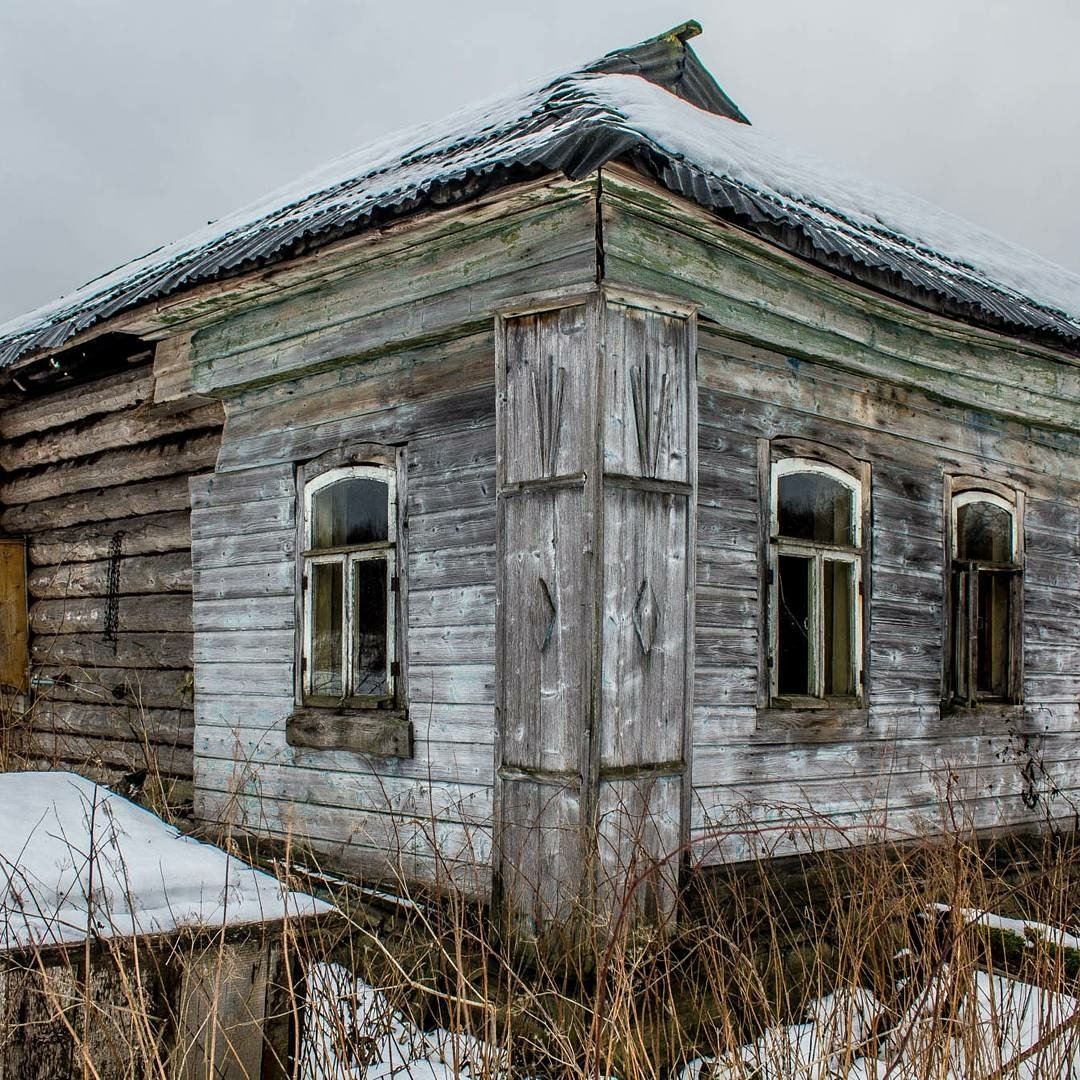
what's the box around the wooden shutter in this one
[0,539,28,694]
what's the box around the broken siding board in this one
[196,696,493,743]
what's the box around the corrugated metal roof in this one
[2,23,1078,370]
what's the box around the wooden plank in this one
[599,487,689,767]
[0,474,192,534]
[177,937,271,1080]
[1,429,221,506]
[21,731,194,777]
[600,176,1080,431]
[189,462,295,509]
[31,631,192,670]
[193,629,293,664]
[499,487,590,773]
[27,509,190,565]
[285,708,412,757]
[30,594,192,634]
[28,550,191,599]
[197,694,493,743]
[0,400,222,472]
[221,334,495,456]
[153,330,195,403]
[195,786,493,893]
[192,195,596,393]
[221,384,495,473]
[33,665,193,709]
[0,366,153,439]
[30,700,193,745]
[194,595,295,632]
[191,561,294,600]
[0,539,28,693]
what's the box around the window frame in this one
[760,442,871,714]
[944,476,1024,707]
[294,445,407,714]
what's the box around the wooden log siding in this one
[187,182,599,884]
[1,355,223,796]
[597,167,1080,863]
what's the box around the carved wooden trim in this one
[632,578,660,655]
[629,353,671,479]
[531,357,566,477]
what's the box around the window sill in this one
[286,707,412,758]
[757,701,869,732]
[939,701,1027,732]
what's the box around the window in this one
[947,482,1023,705]
[768,457,865,705]
[301,464,398,707]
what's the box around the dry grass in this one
[2,753,1080,1078]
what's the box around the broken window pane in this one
[823,559,854,696]
[778,472,854,546]
[310,561,343,696]
[956,500,1012,562]
[312,477,389,548]
[777,554,811,696]
[352,558,389,697]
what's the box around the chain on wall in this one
[104,531,125,652]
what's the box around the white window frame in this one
[768,458,864,704]
[947,482,1023,705]
[301,464,397,706]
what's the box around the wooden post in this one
[495,290,696,936]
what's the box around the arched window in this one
[301,464,397,705]
[769,458,864,703]
[948,485,1022,704]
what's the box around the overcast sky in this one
[1,0,1078,325]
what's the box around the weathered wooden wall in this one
[600,165,1080,863]
[189,179,598,889]
[0,356,223,800]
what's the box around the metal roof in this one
[2,22,1078,370]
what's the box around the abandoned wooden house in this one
[2,22,1079,925]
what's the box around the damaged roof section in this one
[1,21,1079,370]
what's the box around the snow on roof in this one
[1,28,1078,370]
[0,772,331,950]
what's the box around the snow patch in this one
[0,771,330,949]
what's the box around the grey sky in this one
[1,0,1078,325]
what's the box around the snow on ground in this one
[678,971,1080,1080]
[304,959,1080,1080]
[301,962,508,1080]
[0,771,330,949]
